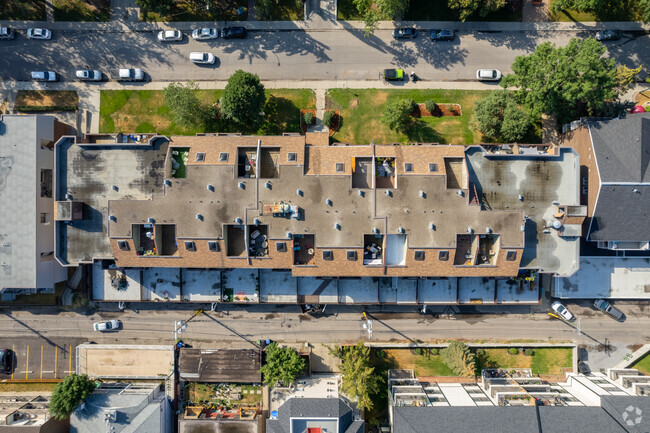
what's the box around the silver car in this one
[0,27,15,40]
[31,71,58,81]
[27,28,51,40]
[157,30,182,42]
[192,28,219,40]
[76,69,102,81]
[93,319,121,331]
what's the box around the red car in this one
[631,106,646,114]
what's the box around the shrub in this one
[382,98,416,132]
[414,347,422,355]
[425,100,437,114]
[441,342,476,376]
[376,349,385,358]
[508,348,518,355]
[303,111,314,125]
[430,348,439,356]
[447,104,455,113]
[322,110,335,127]
[476,349,485,356]
[525,348,534,356]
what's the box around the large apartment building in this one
[53,132,582,287]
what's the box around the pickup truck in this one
[110,68,144,82]
[593,299,625,322]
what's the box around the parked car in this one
[392,27,418,40]
[593,299,625,321]
[0,27,15,40]
[430,29,455,41]
[157,30,182,42]
[31,71,58,81]
[0,349,13,374]
[595,30,621,41]
[190,52,216,65]
[220,26,247,39]
[76,69,102,81]
[577,361,590,375]
[631,105,646,114]
[551,301,576,322]
[383,68,404,81]
[110,68,144,81]
[93,319,121,332]
[476,69,502,81]
[26,28,51,40]
[192,28,219,40]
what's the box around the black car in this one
[392,27,417,40]
[221,26,247,39]
[431,29,455,41]
[595,30,622,41]
[1,349,13,374]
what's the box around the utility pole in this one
[173,309,204,341]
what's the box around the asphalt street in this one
[1,29,648,82]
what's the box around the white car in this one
[551,301,576,322]
[27,28,51,40]
[76,69,102,81]
[476,69,502,81]
[157,30,182,42]
[93,319,121,332]
[192,28,219,40]
[31,71,58,81]
[0,27,15,40]
[190,52,216,65]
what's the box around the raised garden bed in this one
[413,103,462,118]
[300,109,316,133]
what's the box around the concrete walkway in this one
[613,343,650,369]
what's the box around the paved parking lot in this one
[0,337,85,380]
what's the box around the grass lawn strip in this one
[53,0,110,21]
[0,1,46,20]
[15,90,79,112]
[100,89,315,136]
[327,88,488,145]
[548,0,641,21]
[631,352,650,375]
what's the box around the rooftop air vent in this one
[457,190,463,197]
[334,223,341,230]
[238,182,245,190]
[196,213,203,221]
[385,190,392,197]
[147,217,155,224]
[164,179,172,187]
[326,198,333,206]
[207,184,214,191]
[467,227,474,234]
[419,190,426,198]
[297,189,303,196]
[235,217,243,224]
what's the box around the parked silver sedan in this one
[192,28,219,40]
[76,69,102,81]
[27,28,51,40]
[157,30,182,42]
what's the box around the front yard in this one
[631,353,650,375]
[141,0,248,21]
[15,90,79,112]
[327,88,488,145]
[99,89,315,135]
[0,0,46,20]
[548,0,642,21]
[53,0,111,21]
[337,0,522,21]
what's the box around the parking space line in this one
[11,345,14,380]
[40,346,43,379]
[25,346,29,380]
[54,346,57,379]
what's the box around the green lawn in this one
[100,89,315,136]
[631,353,650,375]
[141,0,247,21]
[338,0,521,21]
[0,0,46,20]
[548,0,641,21]
[476,348,572,375]
[259,0,304,20]
[327,88,491,145]
[53,0,111,21]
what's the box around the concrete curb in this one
[612,343,650,369]
[364,342,575,348]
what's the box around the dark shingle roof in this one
[178,349,261,383]
[588,114,650,183]
[588,185,650,241]
[266,398,359,433]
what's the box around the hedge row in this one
[15,105,78,112]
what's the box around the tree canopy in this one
[328,342,382,411]
[448,0,507,21]
[501,37,618,124]
[441,342,476,376]
[220,70,266,132]
[163,81,203,128]
[474,90,532,142]
[355,0,410,35]
[49,374,96,420]
[382,98,415,133]
[258,342,306,387]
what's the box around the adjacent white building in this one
[0,115,67,298]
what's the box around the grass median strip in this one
[100,89,315,135]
